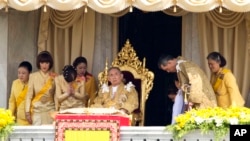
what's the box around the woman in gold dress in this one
[9,61,32,125]
[25,51,57,125]
[55,65,88,111]
[207,52,245,108]
[72,56,97,106]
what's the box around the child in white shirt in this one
[170,74,185,124]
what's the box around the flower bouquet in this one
[0,108,15,141]
[166,107,250,141]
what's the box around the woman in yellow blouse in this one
[25,51,57,125]
[73,56,97,106]
[55,65,88,111]
[207,52,245,108]
[8,61,32,125]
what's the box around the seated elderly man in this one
[91,67,139,115]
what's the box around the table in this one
[55,114,130,141]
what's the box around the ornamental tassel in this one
[219,0,223,13]
[183,83,191,111]
[5,6,8,12]
[173,0,178,13]
[129,6,133,12]
[84,6,88,13]
[44,5,47,12]
[219,6,222,13]
[129,0,134,13]
[4,0,8,12]
[173,6,177,13]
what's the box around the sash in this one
[31,77,53,113]
[212,68,230,92]
[16,85,28,107]
[76,76,85,82]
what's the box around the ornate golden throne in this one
[98,39,154,126]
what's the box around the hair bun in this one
[62,65,77,83]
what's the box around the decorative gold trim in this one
[173,0,178,12]
[112,39,154,100]
[40,0,47,12]
[3,0,8,12]
[218,0,223,13]
[98,58,109,88]
[128,0,134,12]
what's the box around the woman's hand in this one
[67,85,75,95]
[25,112,32,124]
[184,102,193,111]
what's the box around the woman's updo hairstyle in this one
[62,65,77,83]
[207,51,227,67]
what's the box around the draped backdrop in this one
[2,0,250,13]
[37,7,118,76]
[36,6,250,105]
[197,9,250,104]
[37,7,96,74]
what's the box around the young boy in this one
[169,73,185,124]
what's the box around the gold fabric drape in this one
[206,9,245,28]
[197,9,250,103]
[38,7,118,88]
[4,0,250,13]
[38,7,95,74]
[37,5,250,106]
